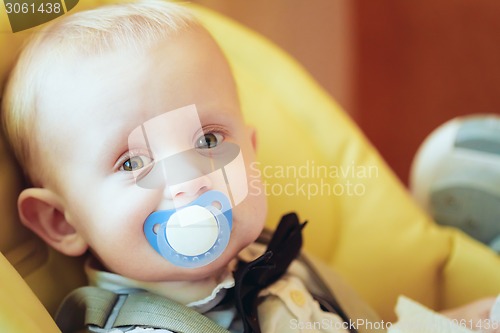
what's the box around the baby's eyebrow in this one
[101,124,143,168]
[129,104,203,142]
[133,124,154,153]
[197,111,239,130]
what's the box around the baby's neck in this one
[85,256,237,311]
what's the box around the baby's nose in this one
[164,174,212,201]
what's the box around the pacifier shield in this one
[144,190,232,268]
[166,206,219,256]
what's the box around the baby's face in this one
[35,27,267,281]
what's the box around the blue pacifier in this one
[144,190,232,268]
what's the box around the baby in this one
[1,1,356,332]
[1,1,498,333]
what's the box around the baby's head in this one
[1,0,267,281]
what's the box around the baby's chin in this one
[177,225,263,279]
[167,237,253,280]
[137,231,258,282]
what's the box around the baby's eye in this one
[195,132,224,149]
[121,155,153,172]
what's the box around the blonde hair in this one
[1,0,198,186]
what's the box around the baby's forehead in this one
[37,26,235,123]
[36,21,212,79]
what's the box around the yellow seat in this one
[1,1,499,331]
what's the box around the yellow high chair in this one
[1,1,499,331]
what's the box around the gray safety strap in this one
[55,286,230,333]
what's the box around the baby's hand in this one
[441,296,500,332]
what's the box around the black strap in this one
[244,213,360,333]
[233,212,307,333]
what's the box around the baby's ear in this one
[18,188,88,256]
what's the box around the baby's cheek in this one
[101,191,159,235]
[234,202,266,241]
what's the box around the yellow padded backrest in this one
[1,1,499,331]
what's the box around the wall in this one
[353,0,500,184]
[192,0,500,184]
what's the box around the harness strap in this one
[55,286,230,333]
